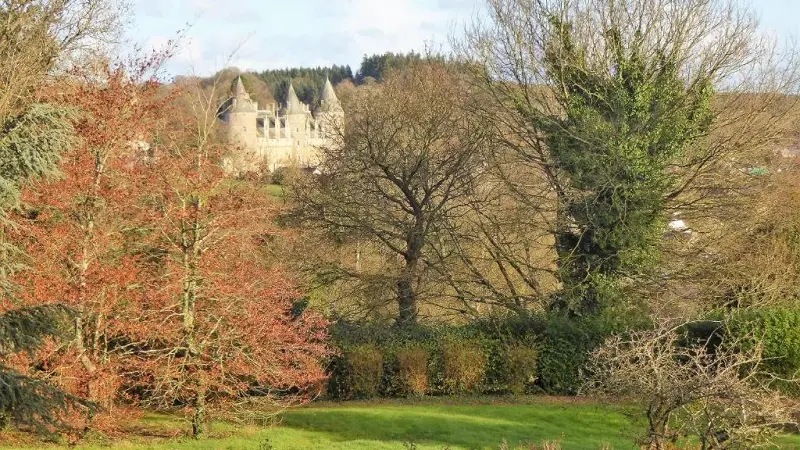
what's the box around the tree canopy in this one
[259,65,353,105]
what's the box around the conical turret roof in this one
[234,76,248,98]
[230,76,255,113]
[285,83,305,115]
[320,77,338,103]
[317,77,342,115]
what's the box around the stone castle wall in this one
[221,77,343,173]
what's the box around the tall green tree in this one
[461,0,800,315]
[540,20,714,313]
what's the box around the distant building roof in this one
[320,78,338,103]
[230,76,256,113]
[284,83,305,115]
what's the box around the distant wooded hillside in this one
[207,52,448,106]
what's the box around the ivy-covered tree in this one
[539,20,715,313]
[462,0,800,315]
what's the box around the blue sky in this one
[128,0,800,76]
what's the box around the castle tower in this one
[284,83,309,161]
[227,77,258,154]
[315,77,344,137]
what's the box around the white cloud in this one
[332,0,459,56]
[130,0,478,76]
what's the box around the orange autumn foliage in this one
[8,56,330,436]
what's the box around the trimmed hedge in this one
[396,346,428,396]
[327,307,800,399]
[325,312,620,398]
[326,344,383,399]
[506,344,538,395]
[536,315,608,395]
[441,339,486,394]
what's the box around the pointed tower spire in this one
[285,82,304,115]
[234,76,248,98]
[230,75,255,113]
[318,77,342,115]
[320,77,338,104]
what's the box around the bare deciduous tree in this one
[0,0,128,118]
[589,319,796,449]
[291,63,490,326]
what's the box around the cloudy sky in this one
[128,0,800,77]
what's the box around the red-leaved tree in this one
[11,53,172,431]
[124,77,330,437]
[12,58,329,438]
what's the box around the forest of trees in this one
[4,0,800,449]
[258,65,353,105]
[355,51,431,83]
[207,52,441,107]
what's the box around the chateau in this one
[220,76,344,172]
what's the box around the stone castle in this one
[220,76,344,172]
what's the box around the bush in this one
[724,307,800,396]
[396,346,429,396]
[536,315,608,395]
[441,340,486,394]
[270,166,303,185]
[505,344,538,395]
[325,311,638,398]
[346,344,384,398]
[590,319,794,449]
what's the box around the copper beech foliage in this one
[8,54,330,435]
[9,53,173,432]
[128,87,330,435]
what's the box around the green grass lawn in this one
[263,183,285,197]
[2,397,799,450]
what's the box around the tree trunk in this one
[183,199,204,438]
[191,377,206,438]
[396,275,417,326]
[397,220,424,326]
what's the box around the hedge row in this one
[326,338,537,399]
[325,313,621,399]
[326,307,800,399]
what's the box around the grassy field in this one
[2,397,799,449]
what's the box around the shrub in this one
[590,319,794,449]
[346,344,384,398]
[505,344,538,395]
[536,315,608,395]
[323,355,350,399]
[724,307,800,396]
[270,166,302,185]
[325,312,637,398]
[396,346,429,396]
[441,340,486,394]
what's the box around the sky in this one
[127,0,800,77]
